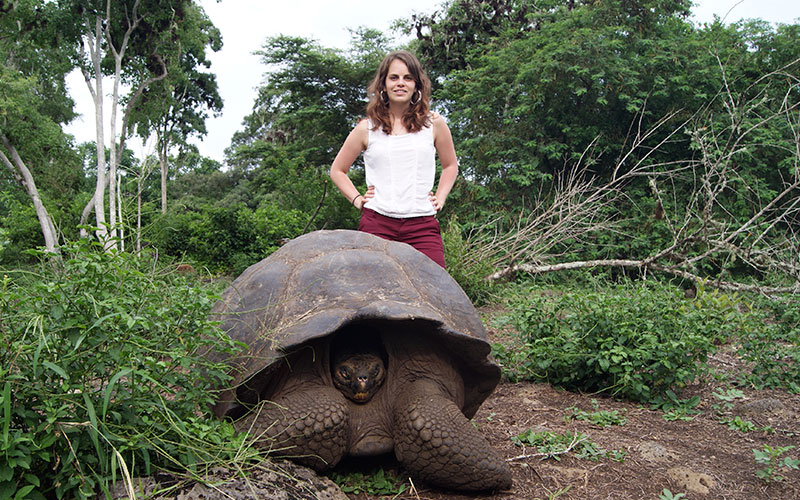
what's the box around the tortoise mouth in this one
[352,392,371,403]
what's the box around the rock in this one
[667,466,715,495]
[637,441,677,463]
[736,398,785,416]
[99,461,348,500]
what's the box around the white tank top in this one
[363,121,436,218]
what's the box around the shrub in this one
[738,295,800,393]
[441,217,497,305]
[493,280,753,401]
[0,238,245,499]
[147,200,305,274]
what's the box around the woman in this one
[329,50,458,268]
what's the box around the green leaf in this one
[103,368,133,418]
[42,362,67,380]
[81,393,101,454]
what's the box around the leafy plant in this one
[712,387,746,402]
[493,280,730,401]
[565,400,627,428]
[511,429,623,462]
[659,488,686,500]
[328,467,408,496]
[720,416,756,433]
[753,445,799,483]
[649,390,701,422]
[0,238,246,499]
[734,305,800,393]
[441,217,497,305]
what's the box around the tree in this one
[128,1,223,214]
[461,60,800,295]
[409,0,705,212]
[74,0,215,248]
[226,29,391,229]
[0,0,83,255]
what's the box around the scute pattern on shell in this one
[209,230,500,420]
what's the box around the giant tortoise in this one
[208,230,512,491]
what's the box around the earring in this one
[380,90,389,105]
[410,90,422,105]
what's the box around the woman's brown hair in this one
[366,51,431,135]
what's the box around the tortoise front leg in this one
[393,380,512,491]
[238,386,349,471]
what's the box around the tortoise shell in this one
[209,229,500,420]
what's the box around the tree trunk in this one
[159,135,168,214]
[82,15,108,244]
[136,176,142,257]
[0,135,58,253]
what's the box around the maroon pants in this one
[358,208,445,268]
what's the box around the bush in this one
[441,217,497,305]
[492,279,754,401]
[736,295,800,393]
[147,200,306,274]
[0,238,246,499]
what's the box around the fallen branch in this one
[489,259,800,296]
[507,432,588,462]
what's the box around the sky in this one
[62,0,800,165]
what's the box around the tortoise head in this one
[332,352,386,403]
[330,323,387,404]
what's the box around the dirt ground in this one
[337,320,800,500]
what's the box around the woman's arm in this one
[431,114,459,212]
[330,120,370,208]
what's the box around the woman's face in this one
[384,58,417,106]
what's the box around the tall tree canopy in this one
[405,0,800,217]
[225,29,392,229]
[128,0,223,214]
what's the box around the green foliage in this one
[511,429,624,462]
[441,217,497,304]
[328,467,408,496]
[753,445,799,483]
[659,489,686,500]
[649,390,701,421]
[493,280,749,401]
[147,200,306,274]
[225,30,392,232]
[404,1,800,280]
[736,297,800,393]
[720,415,756,433]
[565,400,627,427]
[0,238,245,499]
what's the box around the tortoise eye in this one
[338,368,350,379]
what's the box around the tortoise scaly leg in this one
[239,386,349,471]
[393,380,512,491]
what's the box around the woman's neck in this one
[388,105,409,135]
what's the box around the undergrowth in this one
[492,277,796,402]
[0,238,249,499]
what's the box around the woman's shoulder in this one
[430,111,448,127]
[346,118,370,150]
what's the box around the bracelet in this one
[350,193,361,204]
[352,194,363,207]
